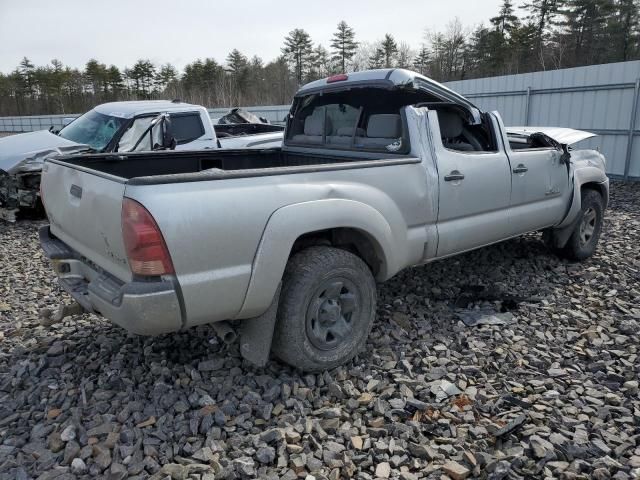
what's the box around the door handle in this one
[444,170,465,182]
[70,184,82,199]
[513,164,528,174]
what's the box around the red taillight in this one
[121,198,174,276]
[327,74,348,83]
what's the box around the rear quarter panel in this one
[125,160,435,327]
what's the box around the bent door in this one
[495,114,572,235]
[430,110,512,257]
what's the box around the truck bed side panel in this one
[125,160,434,327]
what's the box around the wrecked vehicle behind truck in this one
[0,130,90,220]
[0,101,283,221]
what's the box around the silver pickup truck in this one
[40,69,609,371]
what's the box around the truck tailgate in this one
[42,160,132,282]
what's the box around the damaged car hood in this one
[0,130,90,174]
[506,127,596,145]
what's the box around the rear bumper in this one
[39,225,183,335]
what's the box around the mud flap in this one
[545,211,582,249]
[239,284,281,367]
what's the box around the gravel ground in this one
[1,181,639,480]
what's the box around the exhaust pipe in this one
[212,321,237,344]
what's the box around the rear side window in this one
[171,113,205,144]
[325,104,360,133]
[286,90,410,154]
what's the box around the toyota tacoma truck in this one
[0,101,283,221]
[39,69,609,371]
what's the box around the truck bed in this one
[51,149,415,185]
[213,123,283,137]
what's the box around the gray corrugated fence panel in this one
[446,61,640,93]
[445,61,640,179]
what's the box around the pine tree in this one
[330,21,358,72]
[155,64,178,91]
[311,44,331,79]
[85,59,108,95]
[520,0,560,46]
[226,49,248,77]
[606,0,639,61]
[129,60,156,96]
[491,0,520,35]
[484,1,521,74]
[466,26,499,76]
[18,57,36,97]
[413,46,430,75]
[49,59,67,112]
[508,22,538,73]
[381,34,398,68]
[106,65,124,95]
[282,28,314,85]
[368,47,386,69]
[559,0,614,66]
[396,42,414,69]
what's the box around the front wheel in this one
[561,189,604,261]
[271,246,377,372]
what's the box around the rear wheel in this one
[561,189,604,261]
[271,246,377,372]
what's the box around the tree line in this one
[1,0,638,116]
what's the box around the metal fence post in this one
[624,78,640,181]
[524,87,532,126]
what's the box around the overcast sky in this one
[0,0,506,73]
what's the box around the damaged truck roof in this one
[296,68,483,124]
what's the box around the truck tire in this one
[561,189,604,261]
[271,246,377,372]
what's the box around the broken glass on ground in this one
[430,379,463,403]
[456,309,515,327]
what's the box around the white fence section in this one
[445,61,640,180]
[0,114,74,133]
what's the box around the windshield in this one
[59,110,127,151]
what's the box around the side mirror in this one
[162,116,177,150]
[560,144,571,164]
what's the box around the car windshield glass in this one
[58,110,127,151]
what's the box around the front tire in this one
[561,189,604,261]
[271,246,377,372]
